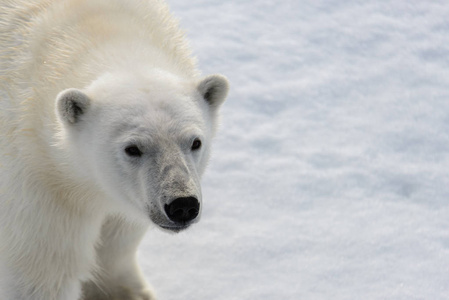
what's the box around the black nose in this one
[165,197,200,224]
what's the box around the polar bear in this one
[0,0,229,299]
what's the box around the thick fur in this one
[0,1,228,299]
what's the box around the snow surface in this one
[139,1,449,299]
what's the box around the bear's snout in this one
[164,196,200,224]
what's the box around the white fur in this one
[0,1,228,299]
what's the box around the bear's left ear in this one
[197,74,229,109]
[56,88,91,125]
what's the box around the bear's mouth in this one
[159,223,191,233]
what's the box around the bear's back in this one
[0,0,196,105]
[0,0,197,138]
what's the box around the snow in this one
[139,1,449,299]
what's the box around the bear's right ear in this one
[56,88,91,125]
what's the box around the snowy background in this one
[139,1,449,299]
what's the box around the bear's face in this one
[55,71,228,232]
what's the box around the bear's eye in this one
[191,138,202,151]
[125,145,143,157]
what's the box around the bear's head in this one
[55,70,228,232]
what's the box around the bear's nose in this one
[164,197,200,224]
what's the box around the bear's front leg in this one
[0,199,105,300]
[82,215,155,300]
[0,267,83,300]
